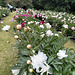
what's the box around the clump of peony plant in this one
[12,9,75,75]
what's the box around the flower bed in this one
[11,9,75,75]
[14,9,75,39]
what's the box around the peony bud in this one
[7,41,10,43]
[29,69,33,72]
[27,44,31,49]
[26,60,31,64]
[32,50,35,54]
[27,26,31,30]
[24,27,28,32]
[14,35,19,39]
[22,19,25,21]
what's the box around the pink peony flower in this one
[73,21,75,24]
[0,21,3,23]
[9,18,14,22]
[16,15,19,18]
[29,15,31,17]
[71,27,75,30]
[15,10,18,12]
[33,12,36,18]
[61,20,64,22]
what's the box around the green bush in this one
[0,6,9,19]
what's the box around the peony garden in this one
[0,0,75,75]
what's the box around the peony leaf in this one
[48,56,55,64]
[53,64,59,71]
[18,68,26,75]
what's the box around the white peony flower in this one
[35,22,39,25]
[57,50,68,59]
[23,72,26,75]
[58,31,62,33]
[54,33,59,37]
[28,21,34,24]
[40,34,45,38]
[45,23,51,29]
[40,62,51,75]
[46,30,53,36]
[11,69,20,75]
[39,25,44,29]
[2,25,10,31]
[62,24,68,29]
[31,51,47,71]
[30,51,50,74]
[28,22,31,24]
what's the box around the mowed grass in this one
[0,12,18,75]
[0,12,75,75]
[64,39,75,49]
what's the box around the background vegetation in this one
[0,0,75,13]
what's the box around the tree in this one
[5,0,33,8]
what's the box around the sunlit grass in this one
[0,12,18,75]
[64,39,75,49]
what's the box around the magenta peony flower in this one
[21,22,25,27]
[28,11,30,14]
[33,15,35,18]
[21,14,29,17]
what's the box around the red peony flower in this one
[39,21,45,24]
[21,22,25,27]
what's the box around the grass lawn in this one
[0,12,18,75]
[64,39,75,49]
[0,12,75,75]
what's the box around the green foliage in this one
[5,0,33,9]
[32,0,75,12]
